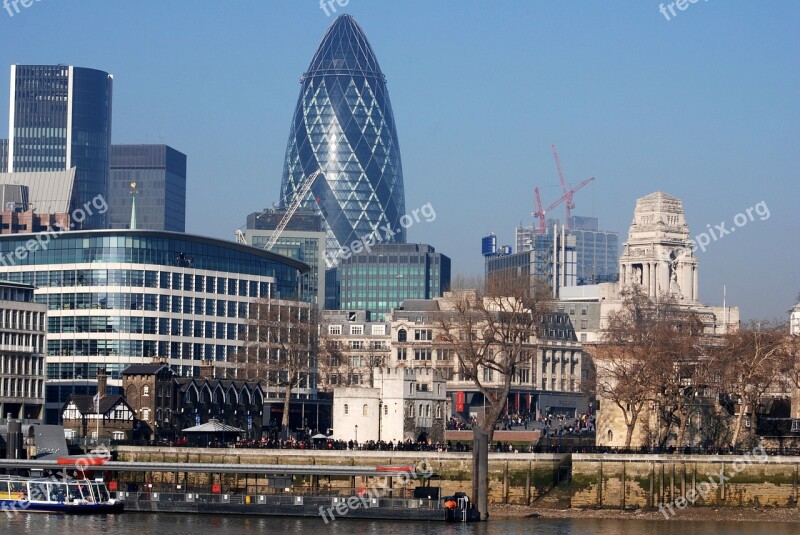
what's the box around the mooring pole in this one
[472,427,489,520]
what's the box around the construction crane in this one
[532,187,567,234]
[551,145,595,229]
[264,168,323,251]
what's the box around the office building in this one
[108,145,187,232]
[243,207,326,306]
[0,229,310,423]
[516,216,618,286]
[0,281,46,422]
[487,226,577,298]
[280,15,406,262]
[330,243,451,319]
[7,65,113,229]
[0,139,7,172]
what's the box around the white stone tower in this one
[618,192,699,302]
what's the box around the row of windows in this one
[0,308,44,331]
[0,377,43,399]
[45,316,242,340]
[0,354,44,377]
[46,338,240,360]
[22,268,271,298]
[328,324,387,336]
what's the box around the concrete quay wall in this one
[570,454,800,510]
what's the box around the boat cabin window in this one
[29,482,48,501]
[0,481,8,496]
[10,481,26,496]
[92,483,110,501]
[50,483,68,502]
[67,483,83,501]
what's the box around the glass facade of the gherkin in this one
[280,14,406,263]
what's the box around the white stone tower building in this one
[619,192,699,302]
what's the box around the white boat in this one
[0,475,124,514]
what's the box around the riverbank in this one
[490,504,800,522]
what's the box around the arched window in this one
[344,404,349,415]
[397,329,407,342]
[607,430,613,442]
[142,385,150,396]
[363,404,368,416]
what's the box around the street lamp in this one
[354,424,358,445]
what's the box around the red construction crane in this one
[532,187,566,234]
[551,144,595,229]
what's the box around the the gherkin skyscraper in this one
[280,14,406,263]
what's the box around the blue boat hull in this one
[0,499,124,515]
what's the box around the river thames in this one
[1,514,795,535]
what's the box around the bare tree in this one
[436,274,551,440]
[232,299,317,434]
[715,320,786,450]
[316,335,350,393]
[594,286,701,449]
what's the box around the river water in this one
[1,514,793,535]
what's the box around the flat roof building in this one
[0,229,310,423]
[0,281,46,422]
[109,145,187,232]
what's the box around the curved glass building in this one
[0,230,311,422]
[280,15,406,262]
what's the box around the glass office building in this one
[0,230,309,423]
[109,144,187,231]
[330,243,450,319]
[280,15,406,261]
[244,207,326,306]
[0,139,7,173]
[8,65,113,229]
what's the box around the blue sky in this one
[1,1,797,320]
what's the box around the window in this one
[414,348,432,361]
[344,404,349,415]
[580,320,588,329]
[397,348,408,361]
[397,329,407,342]
[350,340,364,350]
[143,385,150,396]
[350,325,363,335]
[482,368,493,381]
[362,404,369,416]
[367,324,384,337]
[580,333,587,342]
[328,325,341,335]
[414,329,432,341]
[581,307,588,316]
